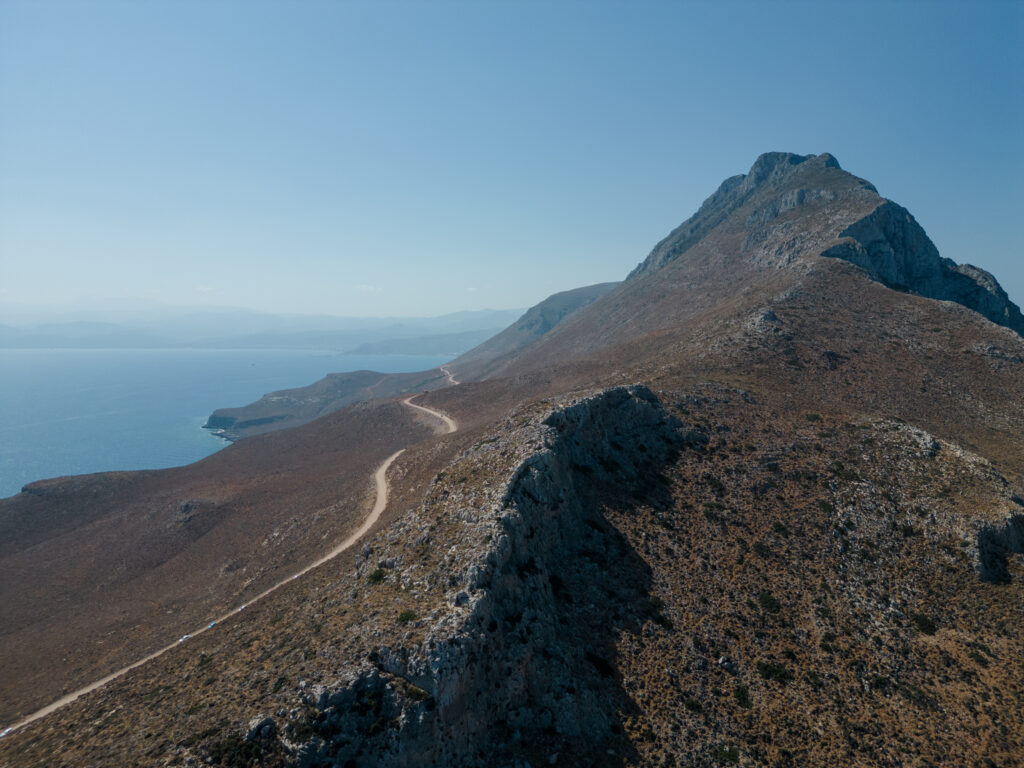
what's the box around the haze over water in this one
[0,349,451,498]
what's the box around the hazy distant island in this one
[0,306,524,353]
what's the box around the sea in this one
[0,349,452,499]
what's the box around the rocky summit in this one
[1,152,1022,768]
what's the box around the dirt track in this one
[1,393,458,737]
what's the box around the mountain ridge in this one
[2,152,1022,767]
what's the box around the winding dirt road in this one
[1,393,457,738]
[440,364,459,386]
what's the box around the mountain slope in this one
[476,153,1021,381]
[2,153,1022,768]
[450,282,619,381]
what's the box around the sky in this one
[1,0,1021,318]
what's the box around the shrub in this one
[733,685,752,708]
[705,473,726,495]
[398,610,417,624]
[752,541,771,557]
[757,591,781,614]
[207,733,262,768]
[912,613,937,635]
[367,568,386,584]
[967,650,989,668]
[772,521,791,537]
[756,660,793,683]
[683,696,703,713]
[713,745,740,764]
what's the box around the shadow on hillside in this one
[478,389,699,767]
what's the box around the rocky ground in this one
[2,152,1023,767]
[2,384,1021,767]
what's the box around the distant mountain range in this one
[0,307,525,353]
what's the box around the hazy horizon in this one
[2,1,1022,316]
[0,296,530,323]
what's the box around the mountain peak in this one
[628,151,863,280]
[740,151,842,192]
[624,151,1023,337]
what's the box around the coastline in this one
[0,350,452,498]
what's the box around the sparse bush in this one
[705,473,726,495]
[733,685,752,708]
[756,660,793,683]
[683,696,703,713]
[752,541,771,557]
[772,521,791,537]
[899,682,938,710]
[912,613,937,635]
[967,650,989,668]
[805,413,822,422]
[713,745,740,763]
[207,732,262,768]
[757,591,781,613]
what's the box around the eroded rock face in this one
[821,201,1024,336]
[627,152,865,279]
[275,386,706,766]
[626,150,1024,339]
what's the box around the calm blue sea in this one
[0,349,451,499]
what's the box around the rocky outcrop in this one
[977,513,1024,584]
[623,151,1023,339]
[628,152,861,279]
[821,201,1024,336]
[260,386,706,766]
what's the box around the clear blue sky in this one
[1,0,1021,317]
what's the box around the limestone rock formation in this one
[629,151,1023,337]
[821,201,1024,335]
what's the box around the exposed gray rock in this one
[820,200,1024,336]
[269,386,705,766]
[626,150,1023,339]
[628,152,859,279]
[246,715,276,741]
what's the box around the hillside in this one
[450,282,620,381]
[1,152,1022,768]
[203,369,446,442]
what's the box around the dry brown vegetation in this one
[2,152,1022,767]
